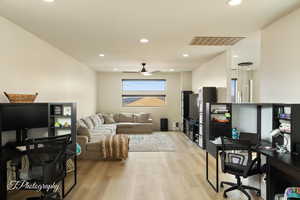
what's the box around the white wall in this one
[229,32,261,102]
[192,52,228,101]
[259,7,300,103]
[192,52,228,93]
[97,72,181,130]
[180,71,192,91]
[0,17,97,118]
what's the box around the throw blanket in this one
[99,135,129,160]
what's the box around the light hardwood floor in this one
[9,132,262,200]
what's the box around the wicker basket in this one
[4,92,38,103]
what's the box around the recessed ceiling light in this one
[169,69,175,72]
[233,55,239,58]
[99,54,105,57]
[227,0,242,6]
[182,54,189,57]
[113,68,118,71]
[43,0,55,2]
[140,38,149,44]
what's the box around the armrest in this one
[77,136,88,157]
[78,126,91,136]
[243,157,260,178]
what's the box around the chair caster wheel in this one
[256,191,261,197]
[220,183,224,188]
[223,193,227,198]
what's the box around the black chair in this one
[22,135,71,200]
[220,137,261,200]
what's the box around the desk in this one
[0,103,77,200]
[256,145,300,200]
[205,102,300,199]
[2,143,77,200]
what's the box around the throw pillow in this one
[119,113,134,122]
[97,113,105,124]
[103,113,116,124]
[90,115,103,128]
[113,113,120,122]
[82,117,95,129]
[77,119,88,129]
[134,113,151,123]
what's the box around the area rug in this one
[129,133,176,152]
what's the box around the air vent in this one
[190,36,245,46]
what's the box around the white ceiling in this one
[0,0,299,72]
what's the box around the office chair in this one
[220,137,261,200]
[22,135,71,200]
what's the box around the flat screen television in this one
[1,104,48,131]
[189,94,199,120]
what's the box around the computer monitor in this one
[1,104,48,131]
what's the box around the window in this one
[122,79,166,107]
[231,78,238,102]
[122,79,166,91]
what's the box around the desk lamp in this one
[271,129,289,153]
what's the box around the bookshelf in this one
[272,104,300,152]
[206,103,232,141]
[49,103,77,198]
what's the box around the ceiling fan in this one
[122,62,160,76]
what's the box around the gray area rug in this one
[129,133,176,152]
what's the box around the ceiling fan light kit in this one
[227,0,242,6]
[121,63,161,75]
[142,72,153,76]
[141,63,147,73]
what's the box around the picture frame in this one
[63,106,72,116]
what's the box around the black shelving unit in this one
[181,91,193,134]
[49,103,77,198]
[0,103,77,200]
[206,103,232,141]
[272,104,300,153]
[265,104,300,200]
[186,119,199,143]
[198,87,217,149]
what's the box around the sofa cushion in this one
[90,115,103,128]
[86,141,102,151]
[117,122,152,127]
[94,124,117,134]
[78,119,88,129]
[119,113,134,122]
[96,113,105,124]
[134,113,151,123]
[116,123,153,134]
[90,128,115,136]
[103,113,116,124]
[82,117,95,129]
[113,113,120,122]
[117,122,137,128]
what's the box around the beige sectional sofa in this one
[77,113,152,160]
[77,112,153,138]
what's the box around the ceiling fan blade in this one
[122,71,140,73]
[151,71,161,73]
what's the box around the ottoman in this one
[77,134,129,160]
